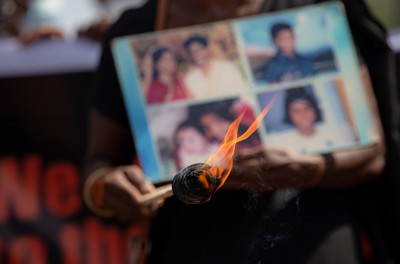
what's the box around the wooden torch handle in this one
[139,183,173,206]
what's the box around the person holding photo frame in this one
[83,0,399,263]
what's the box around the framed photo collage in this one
[112,2,376,182]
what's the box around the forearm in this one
[227,140,385,193]
[83,110,156,220]
[83,155,114,180]
[313,66,386,189]
[314,141,385,189]
[83,109,134,178]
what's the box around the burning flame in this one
[197,98,276,191]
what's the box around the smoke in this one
[244,189,301,263]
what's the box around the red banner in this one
[0,155,148,264]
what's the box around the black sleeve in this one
[91,0,157,126]
[344,0,400,179]
[342,1,400,261]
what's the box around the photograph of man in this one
[236,10,338,87]
[264,22,315,83]
[183,34,249,99]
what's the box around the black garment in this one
[92,0,157,127]
[91,0,400,263]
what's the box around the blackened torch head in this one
[172,163,220,205]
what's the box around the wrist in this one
[83,167,114,217]
[307,154,326,188]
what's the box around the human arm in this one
[84,110,161,222]
[82,4,160,221]
[227,141,384,193]
[225,69,385,193]
[78,18,114,42]
[18,25,63,44]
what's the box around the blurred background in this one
[0,0,399,263]
[365,0,400,29]
[0,1,150,263]
[365,0,400,51]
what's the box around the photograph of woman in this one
[132,23,248,104]
[142,46,192,104]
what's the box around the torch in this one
[140,98,276,206]
[140,163,219,205]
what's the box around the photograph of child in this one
[188,99,261,153]
[257,82,357,153]
[235,8,338,87]
[131,23,249,105]
[148,98,261,173]
[173,119,219,170]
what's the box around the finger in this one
[104,181,158,221]
[234,154,269,171]
[230,158,275,189]
[122,166,155,194]
[234,146,265,161]
[104,180,161,220]
[104,192,138,215]
[224,173,271,194]
[104,171,145,207]
[104,193,154,222]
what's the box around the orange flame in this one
[197,98,276,191]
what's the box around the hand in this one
[78,18,113,42]
[99,165,163,222]
[18,26,63,45]
[236,0,265,17]
[224,147,325,194]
